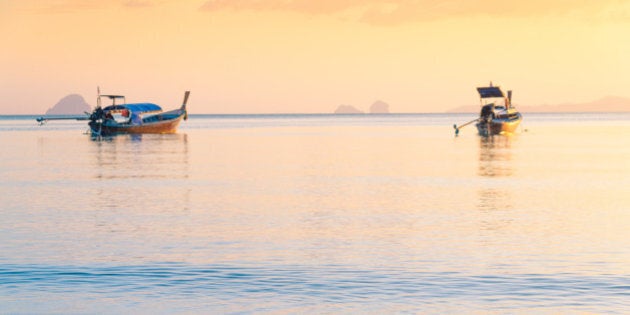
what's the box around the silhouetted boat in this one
[454,83,522,136]
[37,89,189,136]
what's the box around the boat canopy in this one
[100,95,125,99]
[103,103,162,114]
[477,87,504,98]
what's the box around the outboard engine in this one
[89,107,104,122]
[480,104,495,122]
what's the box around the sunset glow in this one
[2,0,630,114]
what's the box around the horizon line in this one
[3,110,630,118]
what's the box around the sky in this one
[2,0,630,114]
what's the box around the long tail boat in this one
[454,83,522,136]
[37,89,189,136]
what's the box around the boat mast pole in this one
[97,86,101,108]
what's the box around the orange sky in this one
[2,0,630,114]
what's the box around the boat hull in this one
[89,111,185,136]
[476,112,522,136]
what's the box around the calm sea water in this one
[1,113,629,314]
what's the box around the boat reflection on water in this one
[476,135,517,234]
[90,133,192,213]
[91,133,144,142]
[91,133,190,180]
[478,135,514,178]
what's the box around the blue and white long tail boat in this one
[37,89,189,136]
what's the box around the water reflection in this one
[89,133,193,234]
[478,135,514,177]
[91,133,189,180]
[477,135,516,232]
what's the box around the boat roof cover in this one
[100,95,125,99]
[477,87,504,98]
[103,103,162,113]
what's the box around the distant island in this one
[45,94,91,115]
[335,105,364,114]
[334,100,390,114]
[448,96,630,113]
[369,100,389,113]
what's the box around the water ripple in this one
[1,263,628,313]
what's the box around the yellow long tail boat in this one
[475,83,522,136]
[454,83,522,136]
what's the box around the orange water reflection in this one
[477,135,517,239]
[478,135,514,178]
[7,121,628,277]
[477,135,516,211]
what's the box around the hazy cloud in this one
[35,0,104,13]
[123,0,157,8]
[20,0,160,13]
[200,0,377,14]
[200,0,623,25]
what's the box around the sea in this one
[1,113,629,314]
